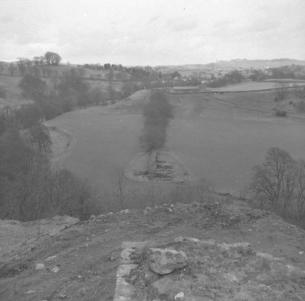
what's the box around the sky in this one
[0,0,304,66]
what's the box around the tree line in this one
[0,103,97,221]
[17,67,138,120]
[207,70,245,88]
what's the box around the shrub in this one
[274,109,287,117]
[19,74,47,101]
[87,87,107,105]
[295,101,305,113]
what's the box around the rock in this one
[174,236,200,243]
[25,290,36,294]
[35,263,45,270]
[45,255,57,262]
[148,248,187,275]
[51,266,60,273]
[220,242,254,257]
[58,293,67,299]
[79,287,87,296]
[152,278,176,294]
[174,292,185,300]
[143,207,152,215]
[89,215,96,221]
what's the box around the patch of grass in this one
[295,100,305,113]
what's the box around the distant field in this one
[47,89,305,209]
[207,80,305,92]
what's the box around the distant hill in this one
[156,58,305,75]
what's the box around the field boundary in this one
[168,84,305,95]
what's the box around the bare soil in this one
[1,196,305,301]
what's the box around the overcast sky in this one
[0,0,304,65]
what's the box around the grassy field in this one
[207,80,305,92]
[47,88,305,209]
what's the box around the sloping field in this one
[47,90,305,205]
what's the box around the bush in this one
[87,87,107,105]
[295,100,305,113]
[274,109,287,117]
[19,74,47,101]
[15,104,43,128]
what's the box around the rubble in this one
[148,248,188,275]
[35,263,45,271]
[119,237,305,301]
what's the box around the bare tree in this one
[249,147,305,226]
[250,147,296,209]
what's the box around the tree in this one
[250,147,295,208]
[8,63,17,76]
[0,127,35,181]
[88,87,107,105]
[0,126,94,221]
[249,69,267,81]
[44,51,61,65]
[140,90,173,172]
[122,82,136,98]
[0,85,7,99]
[15,104,43,128]
[28,124,52,154]
[33,56,45,66]
[249,147,305,226]
[19,74,47,101]
[57,68,89,108]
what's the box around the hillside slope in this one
[0,195,305,301]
